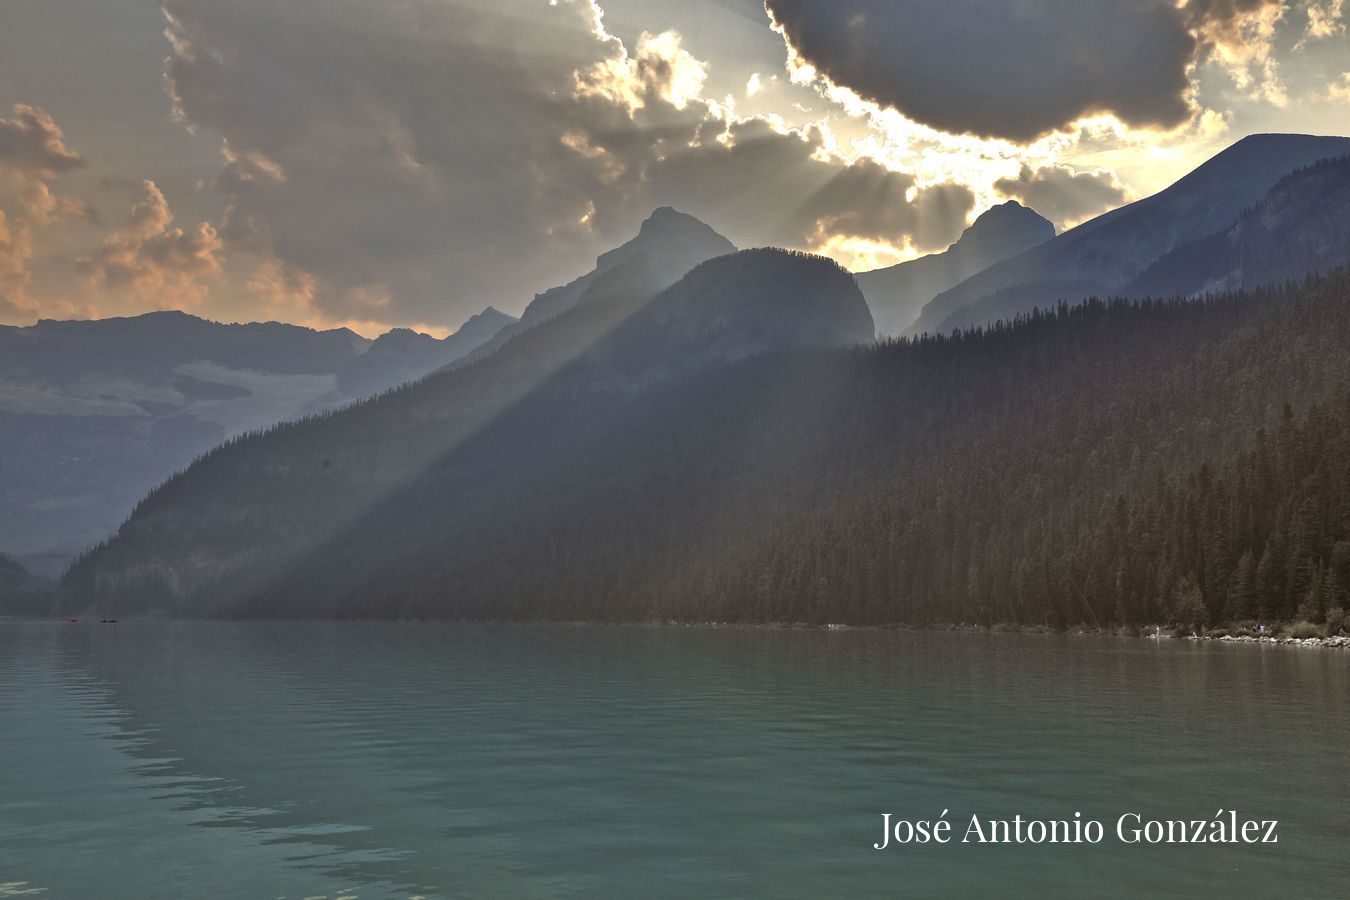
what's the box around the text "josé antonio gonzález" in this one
[873,811,1279,848]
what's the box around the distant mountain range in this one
[14,131,1350,622]
[856,201,1055,336]
[335,307,517,399]
[0,306,515,567]
[910,133,1350,334]
[61,263,1350,624]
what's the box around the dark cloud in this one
[763,0,1289,141]
[994,164,1130,229]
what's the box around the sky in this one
[1,0,1348,336]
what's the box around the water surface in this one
[1,622,1346,897]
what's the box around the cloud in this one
[1302,0,1346,41]
[77,179,222,307]
[561,106,975,268]
[19,182,97,226]
[762,0,1299,141]
[788,156,974,263]
[155,0,980,326]
[575,30,709,114]
[994,164,1132,230]
[1186,0,1289,106]
[160,0,615,324]
[1330,72,1350,102]
[0,210,37,319]
[764,0,1197,141]
[245,256,317,310]
[0,103,97,323]
[0,104,86,179]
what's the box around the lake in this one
[1,622,1346,897]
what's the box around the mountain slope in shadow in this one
[63,249,871,616]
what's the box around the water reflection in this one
[1,622,1347,898]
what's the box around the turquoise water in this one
[1,622,1346,898]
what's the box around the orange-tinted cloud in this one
[0,209,37,319]
[77,180,222,308]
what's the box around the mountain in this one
[0,307,512,562]
[1126,154,1350,297]
[522,207,739,327]
[0,208,730,570]
[334,306,517,398]
[909,133,1350,334]
[464,207,737,361]
[61,267,1350,626]
[61,249,872,616]
[856,201,1055,336]
[0,552,47,615]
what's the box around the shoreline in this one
[8,613,1349,649]
[1183,632,1349,649]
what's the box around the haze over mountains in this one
[61,248,872,616]
[62,265,1350,624]
[0,206,734,574]
[0,306,516,568]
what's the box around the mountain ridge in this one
[463,207,738,364]
[855,201,1054,336]
[1125,153,1350,298]
[0,304,516,561]
[910,133,1350,334]
[60,269,1350,624]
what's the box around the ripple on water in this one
[0,622,1346,898]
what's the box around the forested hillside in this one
[64,267,1350,629]
[62,249,873,615]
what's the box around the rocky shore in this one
[1187,633,1349,649]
